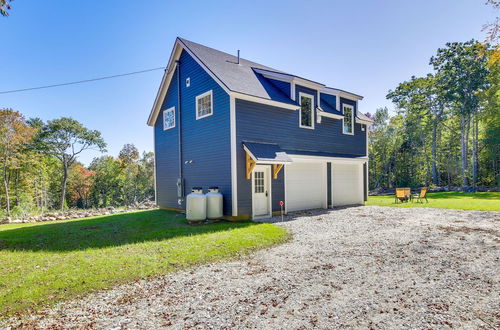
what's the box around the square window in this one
[196,90,213,120]
[163,107,175,130]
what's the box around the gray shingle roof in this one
[179,38,292,101]
[243,141,293,163]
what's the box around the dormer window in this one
[196,90,213,120]
[342,104,354,135]
[299,92,314,129]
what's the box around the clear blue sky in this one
[0,0,494,164]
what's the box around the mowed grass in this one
[0,209,288,317]
[366,191,500,211]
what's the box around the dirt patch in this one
[438,225,500,237]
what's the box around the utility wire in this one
[0,67,166,95]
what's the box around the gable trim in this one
[147,38,231,126]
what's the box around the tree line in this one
[0,110,154,218]
[368,40,498,190]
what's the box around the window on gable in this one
[299,93,314,129]
[342,104,354,135]
[196,90,213,120]
[163,107,175,130]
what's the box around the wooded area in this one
[369,40,498,190]
[0,111,154,219]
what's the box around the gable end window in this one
[299,92,314,129]
[196,90,213,120]
[163,107,175,130]
[342,104,354,135]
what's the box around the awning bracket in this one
[246,152,256,179]
[273,164,283,179]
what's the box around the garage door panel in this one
[332,163,363,206]
[286,162,326,212]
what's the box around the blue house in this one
[147,38,373,220]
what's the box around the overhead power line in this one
[0,67,166,95]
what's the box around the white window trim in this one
[342,104,354,135]
[196,90,213,120]
[163,106,176,130]
[299,92,315,129]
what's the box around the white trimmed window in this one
[299,92,314,129]
[196,90,213,120]
[342,104,354,135]
[163,107,175,130]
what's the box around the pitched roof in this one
[148,38,368,125]
[178,38,296,102]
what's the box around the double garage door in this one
[285,161,364,212]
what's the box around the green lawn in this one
[0,209,288,317]
[366,191,500,211]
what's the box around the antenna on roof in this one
[237,50,240,64]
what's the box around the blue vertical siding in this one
[155,50,232,215]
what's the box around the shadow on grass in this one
[0,209,257,252]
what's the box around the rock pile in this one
[1,201,156,225]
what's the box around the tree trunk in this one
[60,162,68,211]
[3,162,10,217]
[472,114,479,188]
[14,170,20,206]
[431,123,438,185]
[460,115,469,187]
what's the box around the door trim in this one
[252,165,272,219]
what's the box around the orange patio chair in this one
[395,188,409,203]
[413,187,428,203]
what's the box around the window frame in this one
[342,103,354,135]
[299,92,315,129]
[195,90,213,120]
[163,106,176,131]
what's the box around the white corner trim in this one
[253,68,294,83]
[299,92,315,129]
[291,83,296,101]
[163,106,176,130]
[342,104,354,135]
[355,118,373,125]
[230,95,238,217]
[195,90,214,120]
[231,92,300,111]
[317,107,344,120]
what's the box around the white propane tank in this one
[186,187,206,222]
[206,186,223,219]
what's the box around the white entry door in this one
[252,165,271,218]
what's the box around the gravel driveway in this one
[4,206,499,329]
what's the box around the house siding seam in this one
[154,49,232,215]
[235,96,366,216]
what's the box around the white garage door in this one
[331,163,364,206]
[286,162,327,212]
